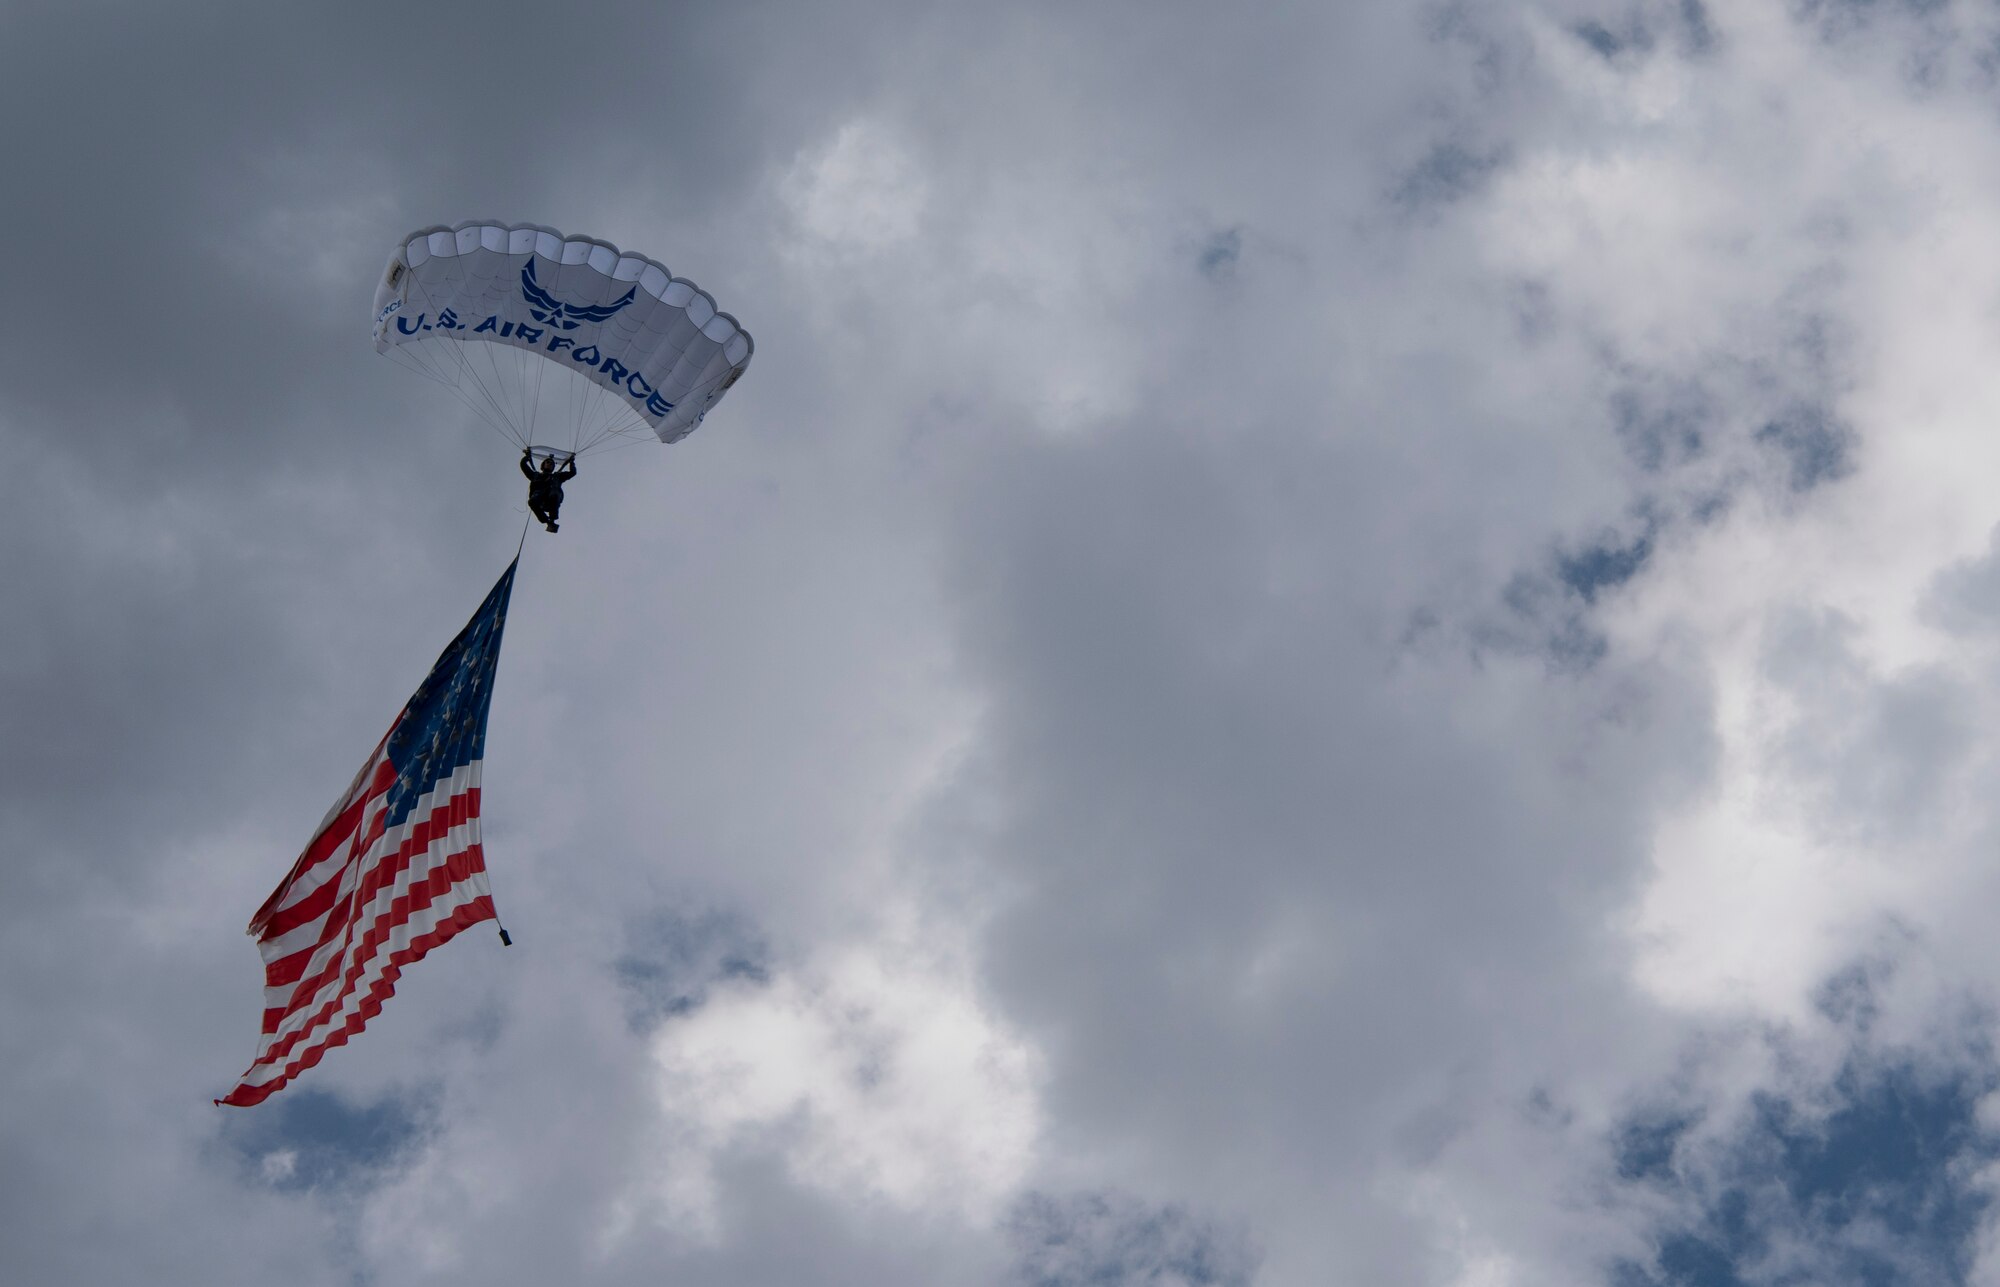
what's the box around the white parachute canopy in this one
[372,222,753,457]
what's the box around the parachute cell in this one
[372,222,753,457]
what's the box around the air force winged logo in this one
[520,259,637,330]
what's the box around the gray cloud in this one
[12,2,2000,1284]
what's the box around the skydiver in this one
[520,448,578,533]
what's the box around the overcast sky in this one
[12,1,2000,1283]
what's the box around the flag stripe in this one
[221,891,499,1105]
[257,761,477,974]
[251,876,495,1074]
[256,837,491,1053]
[254,790,486,1052]
[220,560,515,1107]
[247,747,394,936]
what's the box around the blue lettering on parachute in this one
[404,309,676,422]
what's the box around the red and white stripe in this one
[218,735,496,1107]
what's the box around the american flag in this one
[219,560,517,1107]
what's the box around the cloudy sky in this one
[13,0,2000,1283]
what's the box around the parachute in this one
[372,222,753,458]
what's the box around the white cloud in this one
[635,926,1043,1239]
[783,120,930,256]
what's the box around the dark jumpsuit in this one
[521,454,577,530]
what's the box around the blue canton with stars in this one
[380,560,516,830]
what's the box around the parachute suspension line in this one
[514,343,542,451]
[440,271,537,450]
[423,260,532,448]
[397,265,532,450]
[528,339,549,452]
[573,362,602,454]
[385,340,527,451]
[564,343,585,455]
[465,328,508,434]
[469,338,522,451]
[552,343,624,457]
[568,427,660,466]
[569,348,629,454]
[443,323,645,460]
[571,366,634,456]
[471,326,534,452]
